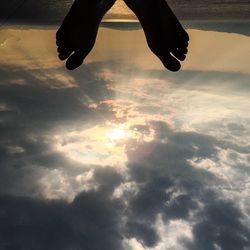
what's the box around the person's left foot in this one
[124,0,189,72]
[56,0,116,70]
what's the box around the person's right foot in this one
[124,0,189,71]
[56,0,116,70]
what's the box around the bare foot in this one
[124,0,189,71]
[56,0,116,70]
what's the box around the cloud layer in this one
[0,26,250,249]
[0,0,250,26]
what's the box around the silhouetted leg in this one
[56,0,116,70]
[124,0,189,71]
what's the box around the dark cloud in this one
[103,20,250,37]
[0,63,115,128]
[227,122,246,134]
[0,65,113,127]
[0,0,72,25]
[0,61,250,249]
[164,194,197,219]
[146,69,250,93]
[184,21,250,36]
[0,188,124,250]
[125,221,160,247]
[0,63,115,196]
[93,167,123,194]
[168,0,250,20]
[124,121,250,249]
[100,21,142,31]
[184,200,250,250]
[0,0,250,28]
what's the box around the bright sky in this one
[104,0,136,19]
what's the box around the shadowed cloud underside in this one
[1,0,250,26]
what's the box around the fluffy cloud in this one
[0,189,124,250]
[1,120,249,249]
[124,122,250,249]
[0,26,250,249]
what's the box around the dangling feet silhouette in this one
[56,0,116,70]
[124,0,189,71]
[57,0,189,71]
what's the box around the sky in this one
[1,0,250,25]
[0,1,250,250]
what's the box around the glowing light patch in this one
[110,127,127,141]
[52,122,155,168]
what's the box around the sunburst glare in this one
[110,127,127,141]
[53,122,154,168]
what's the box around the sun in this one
[110,127,127,141]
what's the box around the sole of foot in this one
[124,0,189,72]
[56,0,116,70]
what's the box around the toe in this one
[57,46,73,61]
[176,37,189,49]
[178,46,188,55]
[56,29,65,46]
[181,30,189,42]
[184,31,189,42]
[171,48,186,61]
[176,26,189,42]
[160,53,181,72]
[66,51,86,70]
[56,28,64,40]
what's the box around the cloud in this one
[0,26,250,250]
[0,0,72,25]
[1,27,250,75]
[0,61,117,200]
[1,0,250,26]
[184,199,250,250]
[124,122,250,249]
[1,120,250,249]
[168,0,250,20]
[185,21,250,37]
[0,59,126,248]
[0,188,124,250]
[101,20,250,37]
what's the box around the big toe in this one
[57,46,73,60]
[66,52,86,70]
[161,54,181,72]
[172,48,186,61]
